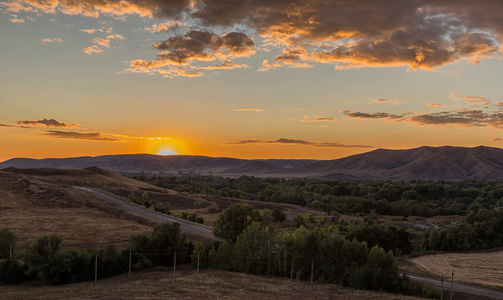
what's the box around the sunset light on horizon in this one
[2,1,503,162]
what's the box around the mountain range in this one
[2,145,503,180]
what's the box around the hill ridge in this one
[2,145,503,180]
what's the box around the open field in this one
[402,250,503,290]
[0,265,423,300]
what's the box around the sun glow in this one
[145,137,190,156]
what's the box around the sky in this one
[1,0,503,161]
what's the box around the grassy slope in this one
[0,266,423,300]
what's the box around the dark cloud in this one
[43,131,120,141]
[16,118,83,128]
[301,116,334,122]
[0,123,30,128]
[128,30,255,76]
[341,111,405,121]
[224,138,374,148]
[343,102,503,129]
[15,0,503,71]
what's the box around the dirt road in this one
[75,187,214,240]
[406,273,503,299]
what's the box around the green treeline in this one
[0,204,409,295]
[130,174,503,217]
[0,223,192,285]
[422,209,503,251]
[200,204,409,293]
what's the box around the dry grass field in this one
[402,250,503,290]
[0,167,325,251]
[0,169,155,250]
[0,265,423,300]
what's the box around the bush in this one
[272,208,286,222]
[422,283,441,299]
[154,205,171,215]
[0,259,28,285]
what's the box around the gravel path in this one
[75,186,214,240]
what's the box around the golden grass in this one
[403,250,503,290]
[0,177,152,251]
[0,266,422,300]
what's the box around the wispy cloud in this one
[341,111,405,121]
[42,38,63,43]
[43,131,121,141]
[235,108,264,112]
[80,28,96,34]
[83,45,103,55]
[301,115,334,122]
[373,98,405,105]
[342,97,503,129]
[16,118,84,128]
[224,138,374,148]
[427,103,444,107]
[0,123,30,129]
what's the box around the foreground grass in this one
[1,265,422,300]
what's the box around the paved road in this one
[75,187,214,240]
[406,273,503,299]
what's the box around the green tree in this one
[20,234,73,285]
[0,228,17,259]
[232,222,274,274]
[212,204,267,243]
[191,241,208,269]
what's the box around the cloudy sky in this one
[1,0,503,161]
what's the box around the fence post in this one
[95,252,98,283]
[197,252,200,283]
[173,252,177,284]
[310,260,314,292]
[450,269,454,300]
[129,248,132,277]
[440,277,443,300]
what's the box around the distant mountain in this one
[2,146,503,180]
[0,154,317,176]
[288,146,503,180]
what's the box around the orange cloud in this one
[42,38,63,43]
[224,138,374,148]
[301,116,334,122]
[235,109,264,112]
[13,0,503,72]
[16,118,84,128]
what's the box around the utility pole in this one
[450,269,454,300]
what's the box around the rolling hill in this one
[2,145,503,180]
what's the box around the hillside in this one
[289,146,503,180]
[2,146,503,179]
[0,167,322,248]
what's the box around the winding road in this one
[75,187,214,240]
[406,273,503,299]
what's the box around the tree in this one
[212,204,267,243]
[20,234,73,285]
[0,228,17,259]
[232,222,274,274]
